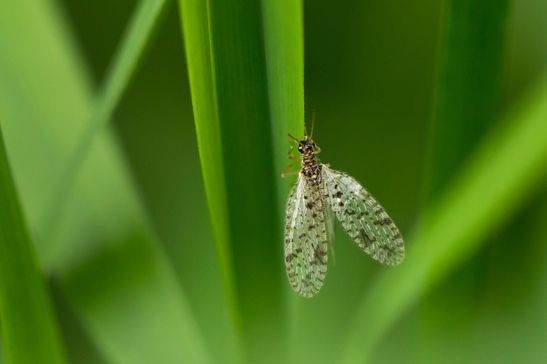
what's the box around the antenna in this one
[288,133,299,142]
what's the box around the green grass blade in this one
[260,0,305,359]
[177,2,239,353]
[41,0,171,262]
[59,229,211,364]
[461,192,547,362]
[425,0,510,200]
[341,74,547,364]
[261,0,305,209]
[0,126,66,364]
[0,1,211,363]
[178,0,304,361]
[418,0,511,353]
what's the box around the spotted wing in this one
[284,174,332,298]
[322,166,404,265]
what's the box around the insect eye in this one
[298,145,304,153]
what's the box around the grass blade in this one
[41,0,171,263]
[341,74,547,364]
[0,126,66,364]
[177,1,239,351]
[425,0,510,200]
[260,0,305,359]
[59,229,211,364]
[418,0,511,354]
[0,1,211,363]
[178,0,304,361]
[261,0,305,210]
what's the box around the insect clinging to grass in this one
[283,119,405,298]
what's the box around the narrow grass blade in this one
[178,0,304,361]
[425,0,510,200]
[177,0,238,346]
[260,0,305,359]
[41,0,171,263]
[0,126,66,364]
[418,0,511,352]
[341,74,547,364]
[261,0,305,209]
[0,1,211,363]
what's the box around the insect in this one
[283,124,405,298]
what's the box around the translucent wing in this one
[284,175,333,297]
[322,166,404,265]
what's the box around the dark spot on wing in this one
[373,217,393,225]
[360,230,376,248]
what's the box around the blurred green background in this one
[0,0,546,363]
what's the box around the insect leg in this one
[281,170,299,178]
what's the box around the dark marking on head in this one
[298,139,316,154]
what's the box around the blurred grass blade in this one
[0,1,211,363]
[418,0,511,352]
[425,0,510,200]
[42,0,171,262]
[178,0,303,361]
[60,228,211,364]
[0,126,66,364]
[341,74,547,364]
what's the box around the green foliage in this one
[420,0,511,359]
[342,74,547,364]
[426,0,510,200]
[0,127,66,364]
[0,0,209,363]
[178,0,303,361]
[0,0,546,364]
[41,0,172,261]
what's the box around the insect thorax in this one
[301,152,322,185]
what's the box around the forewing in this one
[284,175,331,297]
[323,166,404,265]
